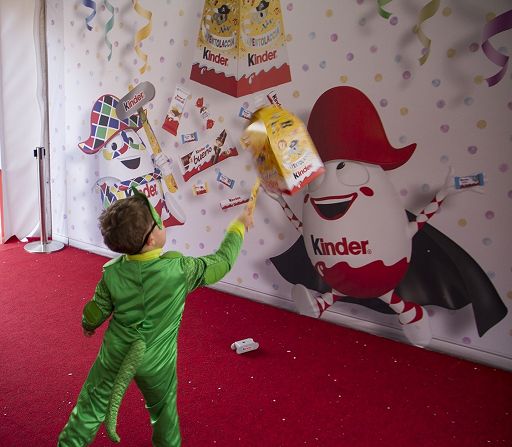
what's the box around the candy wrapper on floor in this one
[190,0,291,97]
[240,104,325,195]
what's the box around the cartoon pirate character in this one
[269,86,506,347]
[79,94,186,228]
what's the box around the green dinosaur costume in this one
[58,219,245,447]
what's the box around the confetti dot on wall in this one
[308,32,316,39]
[326,9,333,17]
[200,209,206,215]
[302,64,309,71]
[499,163,509,173]
[286,3,293,12]
[469,42,479,52]
[339,75,348,83]
[330,33,338,42]
[206,225,211,232]
[447,48,456,58]
[473,75,484,84]
[402,70,411,80]
[508,190,512,199]
[440,124,450,133]
[185,243,190,249]
[390,16,398,26]
[379,99,388,107]
[286,34,293,42]
[199,242,205,249]
[253,273,259,280]
[398,135,408,144]
[179,9,184,16]
[319,60,327,69]
[237,277,243,284]
[440,155,449,163]
[482,237,492,246]
[507,291,512,299]
[432,79,441,87]
[169,39,174,45]
[458,218,468,227]
[400,188,408,197]
[278,233,285,240]
[485,210,495,219]
[486,12,496,22]
[476,120,487,129]
[400,107,408,116]
[462,337,471,345]
[293,90,300,98]
[375,73,383,81]
[421,183,431,193]
[442,7,452,16]
[464,97,474,106]
[347,53,354,61]
[436,99,446,109]
[395,55,402,63]
[370,45,378,53]
[183,40,189,46]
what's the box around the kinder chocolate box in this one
[241,105,324,195]
[190,0,291,97]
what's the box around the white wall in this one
[46,0,512,369]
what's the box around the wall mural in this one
[270,86,508,347]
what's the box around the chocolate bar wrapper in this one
[216,171,235,189]
[162,85,189,136]
[180,142,239,182]
[192,181,209,196]
[454,173,484,189]
[190,0,291,97]
[181,131,198,144]
[220,195,250,210]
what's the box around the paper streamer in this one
[133,0,153,74]
[415,0,440,65]
[482,9,512,87]
[377,0,393,20]
[104,0,115,61]
[83,0,97,31]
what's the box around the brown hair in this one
[99,195,154,255]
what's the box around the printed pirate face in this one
[204,1,237,36]
[243,0,279,35]
[99,129,154,181]
[102,129,147,169]
[302,159,411,270]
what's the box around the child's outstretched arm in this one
[180,204,253,292]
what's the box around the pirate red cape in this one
[270,86,507,338]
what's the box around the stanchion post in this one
[24,146,64,254]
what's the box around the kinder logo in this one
[123,92,145,112]
[248,50,277,67]
[293,164,311,179]
[203,47,228,66]
[140,183,159,199]
[310,235,371,256]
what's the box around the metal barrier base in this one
[24,240,65,254]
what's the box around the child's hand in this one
[238,204,254,231]
[83,328,95,337]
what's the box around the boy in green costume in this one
[58,186,253,446]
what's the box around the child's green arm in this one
[82,276,114,331]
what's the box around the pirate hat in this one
[307,86,416,170]
[218,4,230,15]
[78,94,143,155]
[256,0,269,12]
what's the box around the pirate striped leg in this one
[291,284,341,318]
[379,291,432,347]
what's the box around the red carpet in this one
[1,239,511,446]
